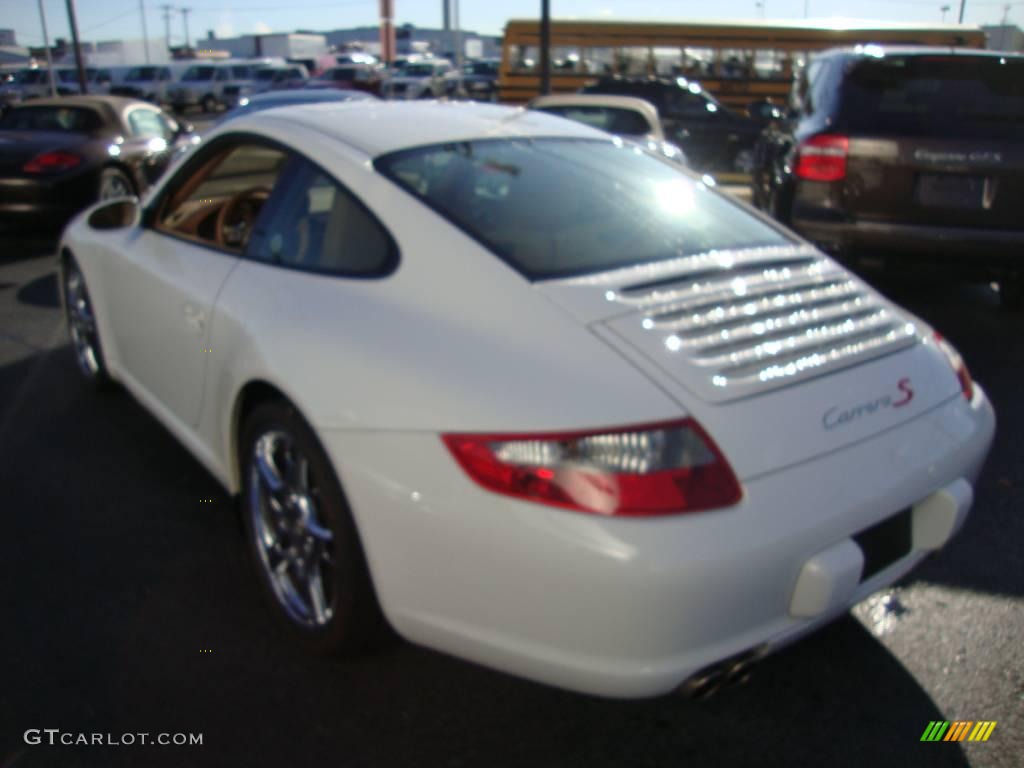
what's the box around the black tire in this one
[62,255,113,390]
[201,94,217,113]
[97,167,134,201]
[240,400,386,655]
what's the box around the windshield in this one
[464,62,498,76]
[536,105,652,137]
[839,55,1024,140]
[376,138,789,279]
[183,66,216,82]
[0,105,102,133]
[402,64,437,76]
[15,70,45,84]
[126,66,157,81]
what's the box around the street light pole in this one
[539,0,550,95]
[958,0,966,22]
[37,0,57,97]
[181,7,192,51]
[139,0,151,63]
[65,0,89,94]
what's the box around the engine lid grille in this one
[599,245,919,403]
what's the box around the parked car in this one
[455,59,500,101]
[171,62,264,112]
[0,95,196,232]
[217,88,377,123]
[57,101,993,699]
[53,67,115,96]
[251,64,309,94]
[529,93,687,165]
[307,64,383,95]
[382,58,454,99]
[580,76,772,174]
[752,46,1024,306]
[110,65,177,103]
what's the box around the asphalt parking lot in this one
[0,228,1021,767]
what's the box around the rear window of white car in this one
[376,138,790,279]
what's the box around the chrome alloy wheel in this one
[64,262,101,378]
[248,430,335,628]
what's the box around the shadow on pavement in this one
[0,345,972,767]
[16,272,60,309]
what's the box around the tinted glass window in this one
[536,105,652,137]
[127,66,157,81]
[158,143,289,250]
[376,138,788,280]
[839,55,1024,139]
[255,69,278,81]
[251,159,394,275]
[0,106,102,133]
[127,108,173,140]
[183,66,215,81]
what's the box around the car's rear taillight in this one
[933,331,974,402]
[442,419,742,517]
[794,134,849,182]
[22,150,82,173]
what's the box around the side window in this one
[799,60,824,115]
[216,68,230,82]
[159,68,171,81]
[250,158,394,276]
[155,142,289,251]
[127,108,173,140]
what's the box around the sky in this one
[2,0,1020,49]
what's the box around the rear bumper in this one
[793,217,1024,274]
[0,173,96,233]
[320,386,995,698]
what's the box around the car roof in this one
[245,89,371,104]
[249,101,609,157]
[17,94,145,111]
[816,45,1024,60]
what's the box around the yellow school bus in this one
[500,18,985,108]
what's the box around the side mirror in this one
[175,120,194,137]
[88,197,140,230]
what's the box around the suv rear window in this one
[839,55,1024,139]
[376,138,789,280]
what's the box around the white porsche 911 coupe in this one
[59,101,994,699]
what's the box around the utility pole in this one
[160,4,174,50]
[181,7,192,51]
[539,0,550,95]
[958,0,966,22]
[139,0,151,63]
[65,0,89,94]
[37,0,57,96]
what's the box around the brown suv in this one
[753,47,1024,306]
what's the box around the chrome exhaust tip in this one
[677,646,766,700]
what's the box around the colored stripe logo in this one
[921,721,997,742]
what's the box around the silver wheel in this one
[98,168,132,200]
[64,261,102,378]
[248,430,335,628]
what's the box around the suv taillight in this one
[443,419,742,517]
[794,134,849,182]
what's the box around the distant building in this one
[0,29,17,46]
[983,24,1023,51]
[201,32,327,64]
[325,24,499,60]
